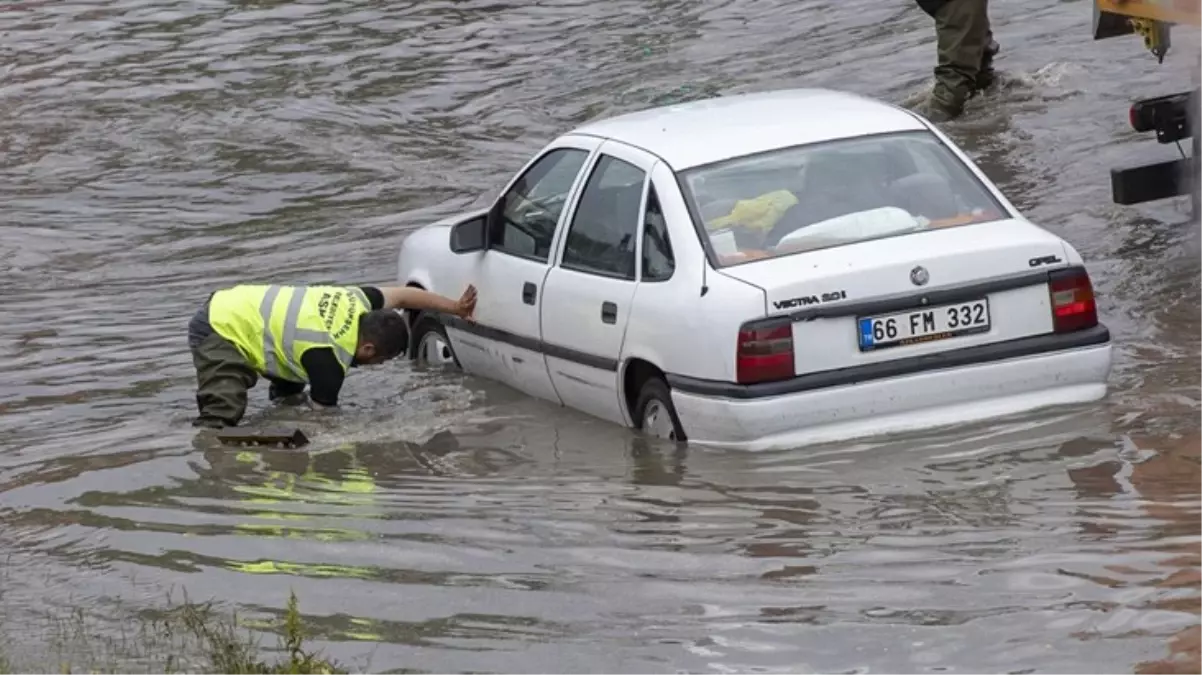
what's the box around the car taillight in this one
[736,323,794,384]
[1048,268,1098,333]
[1129,104,1146,133]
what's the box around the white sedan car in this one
[395,88,1113,451]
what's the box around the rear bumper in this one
[668,326,1113,451]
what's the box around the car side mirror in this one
[449,215,487,253]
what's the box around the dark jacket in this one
[915,0,949,18]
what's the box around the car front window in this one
[493,147,589,261]
[679,131,1008,267]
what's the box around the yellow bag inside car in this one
[707,189,799,232]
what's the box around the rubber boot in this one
[974,38,1000,92]
[914,89,964,123]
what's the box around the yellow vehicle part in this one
[1093,0,1200,62]
[1132,16,1173,61]
[1095,0,1200,27]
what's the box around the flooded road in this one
[0,0,1198,672]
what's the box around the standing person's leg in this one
[188,302,258,428]
[922,0,992,121]
[974,3,1000,93]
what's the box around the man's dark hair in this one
[357,310,409,359]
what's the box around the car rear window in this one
[679,131,1009,267]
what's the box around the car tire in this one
[408,314,460,369]
[633,377,686,443]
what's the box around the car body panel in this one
[394,87,1114,451]
[617,160,768,385]
[540,140,661,426]
[671,341,1112,451]
[714,218,1074,375]
[569,89,926,171]
[411,134,607,405]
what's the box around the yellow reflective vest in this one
[209,284,370,382]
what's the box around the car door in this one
[539,141,658,426]
[450,138,601,405]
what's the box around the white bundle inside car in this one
[773,206,925,253]
[396,88,1113,451]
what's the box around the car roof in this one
[567,88,928,171]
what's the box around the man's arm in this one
[373,285,477,318]
[300,348,345,409]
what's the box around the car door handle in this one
[522,282,537,305]
[601,301,617,324]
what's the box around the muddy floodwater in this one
[0,0,1199,672]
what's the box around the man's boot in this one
[914,84,966,123]
[974,38,1000,92]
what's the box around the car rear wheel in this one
[633,377,686,443]
[409,314,459,368]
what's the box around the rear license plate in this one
[858,298,991,351]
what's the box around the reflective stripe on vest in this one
[209,284,368,381]
[257,285,355,379]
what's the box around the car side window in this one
[492,148,589,262]
[561,154,646,280]
[640,185,674,282]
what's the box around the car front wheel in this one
[633,377,686,443]
[409,314,459,368]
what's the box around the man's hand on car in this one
[456,284,477,321]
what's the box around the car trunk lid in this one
[718,219,1072,376]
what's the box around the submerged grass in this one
[2,589,348,674]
